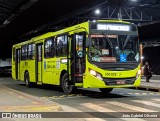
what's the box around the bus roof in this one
[13,19,133,47]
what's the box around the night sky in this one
[138,22,160,40]
[138,23,160,74]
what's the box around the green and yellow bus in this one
[12,20,141,94]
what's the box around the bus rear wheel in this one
[61,73,73,94]
[99,88,113,94]
[24,72,31,88]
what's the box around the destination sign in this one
[97,24,130,31]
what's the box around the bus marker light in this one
[75,74,83,76]
[61,59,67,63]
[138,69,141,75]
[136,69,141,79]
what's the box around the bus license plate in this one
[117,80,125,84]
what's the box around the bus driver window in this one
[76,35,83,58]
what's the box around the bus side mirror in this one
[86,38,92,48]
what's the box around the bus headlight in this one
[136,69,141,79]
[89,70,96,76]
[96,73,103,80]
[89,69,103,80]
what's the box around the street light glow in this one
[95,9,100,15]
[92,20,96,22]
[141,56,144,60]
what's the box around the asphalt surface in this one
[0,77,160,121]
[141,75,160,80]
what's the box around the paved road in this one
[0,77,160,121]
[141,75,160,80]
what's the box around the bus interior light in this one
[115,46,119,49]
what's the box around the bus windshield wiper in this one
[102,32,114,56]
[123,35,130,50]
[102,32,113,49]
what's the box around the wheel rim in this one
[63,78,71,92]
[25,76,29,86]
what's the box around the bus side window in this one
[76,35,83,58]
[44,38,55,58]
[28,44,35,60]
[56,35,68,57]
[21,45,27,60]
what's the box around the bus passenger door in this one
[70,32,86,85]
[36,43,43,83]
[15,49,20,79]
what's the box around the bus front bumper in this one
[83,74,141,88]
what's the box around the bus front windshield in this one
[88,35,139,63]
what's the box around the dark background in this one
[0,0,159,74]
[0,0,105,58]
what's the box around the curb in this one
[0,104,62,112]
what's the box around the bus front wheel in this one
[24,72,31,88]
[61,73,73,94]
[99,88,113,94]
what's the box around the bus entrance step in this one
[37,81,43,85]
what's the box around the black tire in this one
[99,88,113,94]
[61,73,73,94]
[24,72,31,88]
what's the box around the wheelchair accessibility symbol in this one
[77,51,83,57]
[120,54,127,62]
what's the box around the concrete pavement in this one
[0,80,62,112]
[1,77,160,121]
[0,76,160,112]
[133,75,160,92]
